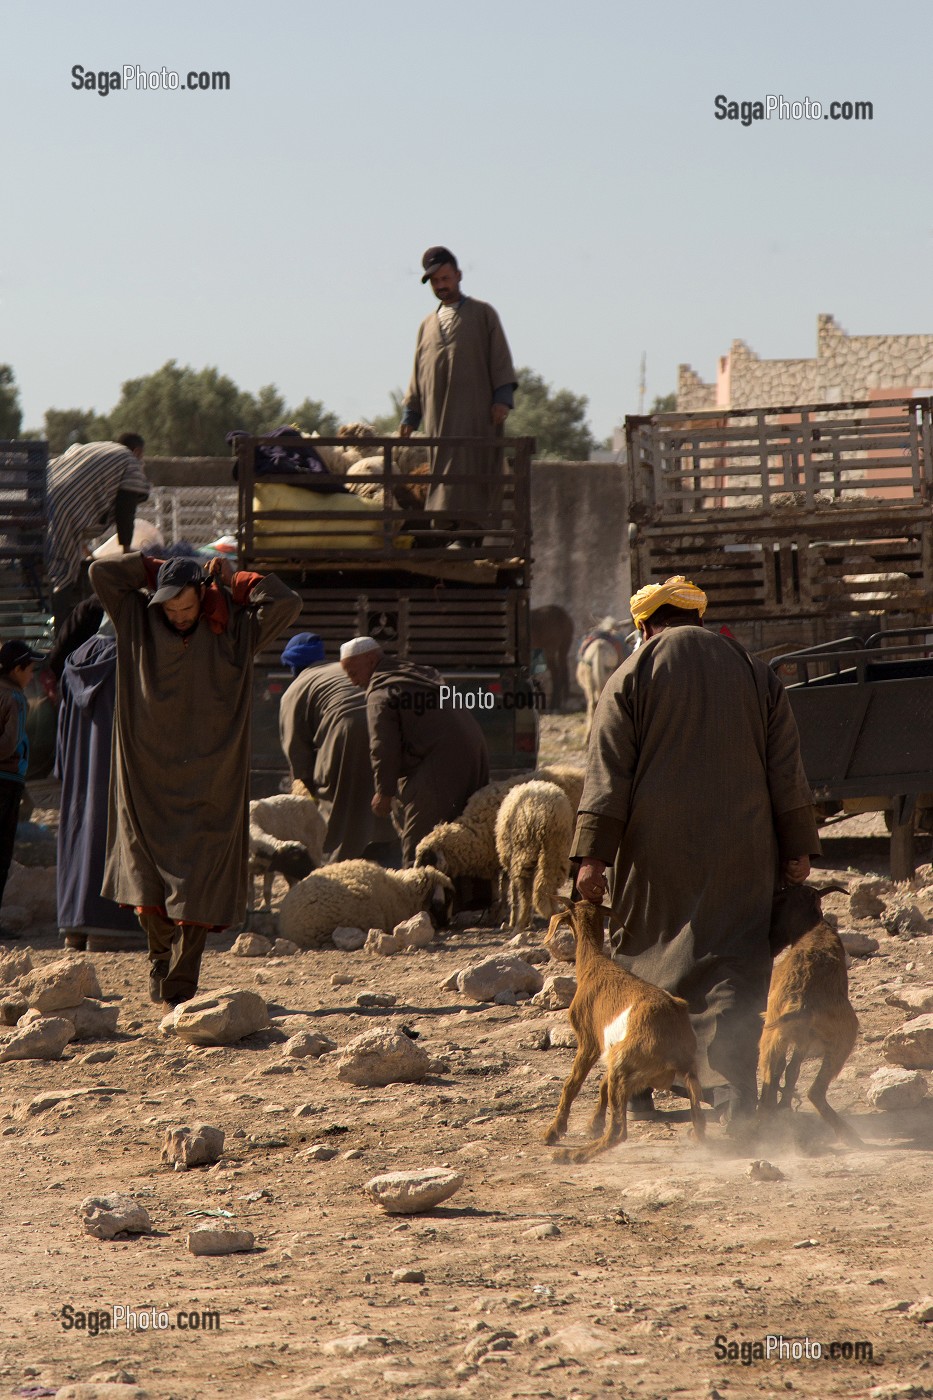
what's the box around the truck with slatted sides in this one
[234,433,539,794]
[625,397,933,657]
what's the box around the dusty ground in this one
[1,713,932,1400]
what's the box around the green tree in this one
[288,397,341,436]
[650,392,677,413]
[44,407,113,455]
[507,367,595,460]
[249,384,290,434]
[107,360,255,455]
[0,366,23,439]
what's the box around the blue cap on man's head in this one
[281,632,326,675]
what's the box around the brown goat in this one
[542,901,705,1161]
[758,882,861,1146]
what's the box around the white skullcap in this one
[339,636,382,660]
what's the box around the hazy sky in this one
[3,0,925,440]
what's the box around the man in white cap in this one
[340,637,489,865]
[571,577,819,1131]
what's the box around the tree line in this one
[0,361,606,460]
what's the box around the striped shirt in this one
[47,442,150,591]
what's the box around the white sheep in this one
[277,859,455,950]
[413,763,585,884]
[248,794,327,911]
[495,780,573,931]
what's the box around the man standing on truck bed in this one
[89,552,301,1009]
[399,246,517,539]
[339,636,489,866]
[571,576,820,1131]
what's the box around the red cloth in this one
[133,903,227,932]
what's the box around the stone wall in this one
[530,461,631,641]
[678,313,933,410]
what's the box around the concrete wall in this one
[529,460,630,642]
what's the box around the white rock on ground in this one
[365,929,401,956]
[0,1015,75,1061]
[170,987,271,1045]
[282,1030,336,1059]
[79,1194,153,1239]
[548,1023,577,1049]
[55,1386,150,1400]
[531,974,577,1010]
[161,1124,225,1168]
[885,985,933,1015]
[20,998,119,1040]
[362,1167,463,1214]
[0,947,33,984]
[272,938,300,956]
[544,923,577,964]
[231,932,273,958]
[393,913,435,949]
[840,931,880,957]
[906,1297,933,1322]
[187,1227,255,1256]
[18,955,102,1012]
[331,926,366,951]
[866,1067,928,1110]
[457,955,544,1002]
[883,1014,933,1069]
[507,931,551,965]
[335,1027,429,1086]
[849,882,888,920]
[322,1334,390,1356]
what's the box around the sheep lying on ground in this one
[248,795,327,911]
[277,860,455,949]
[414,763,585,885]
[495,780,573,930]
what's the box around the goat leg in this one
[779,1048,805,1109]
[684,1070,707,1142]
[588,1077,609,1138]
[572,1065,630,1162]
[543,1040,599,1144]
[808,1052,863,1147]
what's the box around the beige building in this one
[678,313,933,411]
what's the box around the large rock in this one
[882,904,932,937]
[22,998,119,1040]
[0,946,33,985]
[506,932,551,965]
[2,862,57,925]
[365,929,400,956]
[272,938,301,957]
[0,993,27,1025]
[187,1227,254,1256]
[283,1030,336,1059]
[544,922,577,964]
[393,913,435,949]
[531,974,577,1010]
[0,1015,74,1061]
[18,955,101,1012]
[335,1027,430,1086]
[885,985,933,1016]
[457,955,543,1003]
[79,1193,152,1239]
[883,1014,933,1070]
[867,1067,928,1110]
[231,932,272,958]
[162,1124,225,1168]
[849,882,887,920]
[331,926,366,951]
[840,931,880,958]
[362,1167,463,1214]
[170,987,270,1045]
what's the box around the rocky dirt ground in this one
[0,713,931,1400]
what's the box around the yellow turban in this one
[630,575,708,630]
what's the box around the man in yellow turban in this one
[569,576,819,1131]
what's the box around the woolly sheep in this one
[277,859,455,950]
[414,763,585,883]
[248,794,327,911]
[495,780,574,931]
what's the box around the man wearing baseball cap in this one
[399,246,517,543]
[0,639,45,937]
[88,550,300,1008]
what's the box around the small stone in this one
[547,1023,578,1049]
[523,1221,560,1239]
[81,1048,116,1064]
[0,1015,74,1061]
[457,955,544,1003]
[793,1238,819,1248]
[293,1103,320,1118]
[531,974,577,1011]
[905,1296,933,1322]
[0,995,27,1025]
[357,991,398,1008]
[365,929,401,956]
[187,1227,255,1256]
[882,904,932,936]
[161,1124,225,1168]
[271,938,301,956]
[80,1193,152,1239]
[885,985,933,1016]
[0,946,33,984]
[322,1333,389,1356]
[283,1030,336,1059]
[440,970,461,992]
[332,926,367,952]
[331,973,353,987]
[231,932,273,957]
[303,1144,338,1161]
[840,931,880,958]
[493,990,517,1005]
[748,1159,785,1182]
[47,997,120,1040]
[56,1386,149,1400]
[362,1167,464,1214]
[393,913,434,949]
[849,883,887,920]
[172,986,270,1046]
[867,1066,928,1110]
[392,1267,426,1283]
[342,1148,363,1160]
[18,955,102,1012]
[336,1027,430,1086]
[544,922,577,964]
[883,1014,933,1070]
